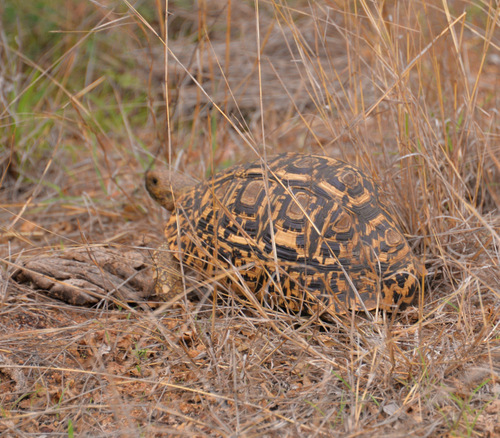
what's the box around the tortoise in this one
[145,153,420,317]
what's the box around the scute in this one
[163,153,420,316]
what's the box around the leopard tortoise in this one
[145,153,420,317]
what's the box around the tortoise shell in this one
[149,153,420,316]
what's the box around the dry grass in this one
[0,0,499,436]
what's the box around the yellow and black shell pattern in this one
[165,153,420,316]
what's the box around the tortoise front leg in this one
[152,243,183,302]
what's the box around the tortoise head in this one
[145,168,195,212]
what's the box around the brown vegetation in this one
[1,1,498,436]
